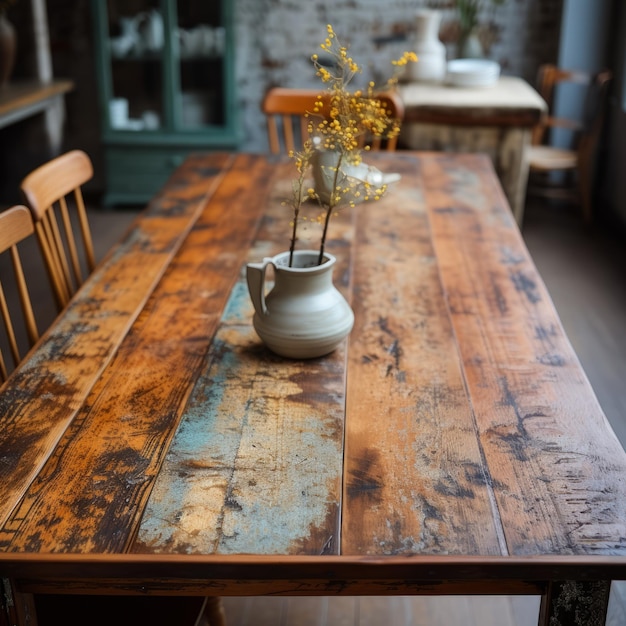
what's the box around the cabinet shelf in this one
[92,0,238,206]
[109,52,164,62]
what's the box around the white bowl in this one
[446,59,501,87]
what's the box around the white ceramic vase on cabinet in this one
[406,9,447,83]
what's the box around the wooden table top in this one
[398,76,547,126]
[1,152,625,598]
[0,79,74,128]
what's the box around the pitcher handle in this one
[246,257,273,316]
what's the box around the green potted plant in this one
[455,0,506,58]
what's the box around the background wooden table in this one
[0,80,74,155]
[398,77,547,225]
[0,152,624,626]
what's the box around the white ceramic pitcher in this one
[246,250,354,359]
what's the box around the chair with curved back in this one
[262,87,405,154]
[21,149,96,311]
[0,205,43,383]
[526,64,613,223]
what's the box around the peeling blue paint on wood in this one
[136,275,346,555]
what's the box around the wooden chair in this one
[526,64,613,223]
[21,149,96,310]
[0,205,42,382]
[262,87,405,154]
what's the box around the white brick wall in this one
[234,0,562,152]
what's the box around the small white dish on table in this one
[446,59,501,87]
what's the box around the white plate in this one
[446,59,501,87]
[313,158,401,205]
[343,163,401,186]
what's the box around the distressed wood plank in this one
[342,153,503,556]
[0,153,233,531]
[133,291,347,556]
[0,154,269,553]
[134,161,353,556]
[0,152,624,623]
[421,153,626,556]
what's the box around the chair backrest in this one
[21,150,96,310]
[532,64,612,148]
[262,87,405,154]
[0,205,40,382]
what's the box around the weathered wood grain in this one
[421,153,626,556]
[0,154,234,534]
[342,153,503,556]
[0,154,263,551]
[1,152,625,625]
[134,161,354,556]
[133,292,347,556]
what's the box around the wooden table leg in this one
[500,127,531,227]
[539,580,611,626]
[1,579,37,626]
[43,95,66,156]
[199,596,226,626]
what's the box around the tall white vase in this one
[407,9,447,84]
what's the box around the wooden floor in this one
[218,595,542,626]
[1,196,625,625]
[216,585,626,625]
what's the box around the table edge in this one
[2,553,626,580]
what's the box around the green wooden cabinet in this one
[91,0,239,205]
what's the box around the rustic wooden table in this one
[398,77,547,226]
[1,152,625,626]
[0,80,74,155]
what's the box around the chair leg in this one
[199,597,226,626]
[577,154,593,224]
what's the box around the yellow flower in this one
[392,51,419,66]
[285,24,416,265]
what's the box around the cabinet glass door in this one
[105,0,165,132]
[174,2,225,129]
